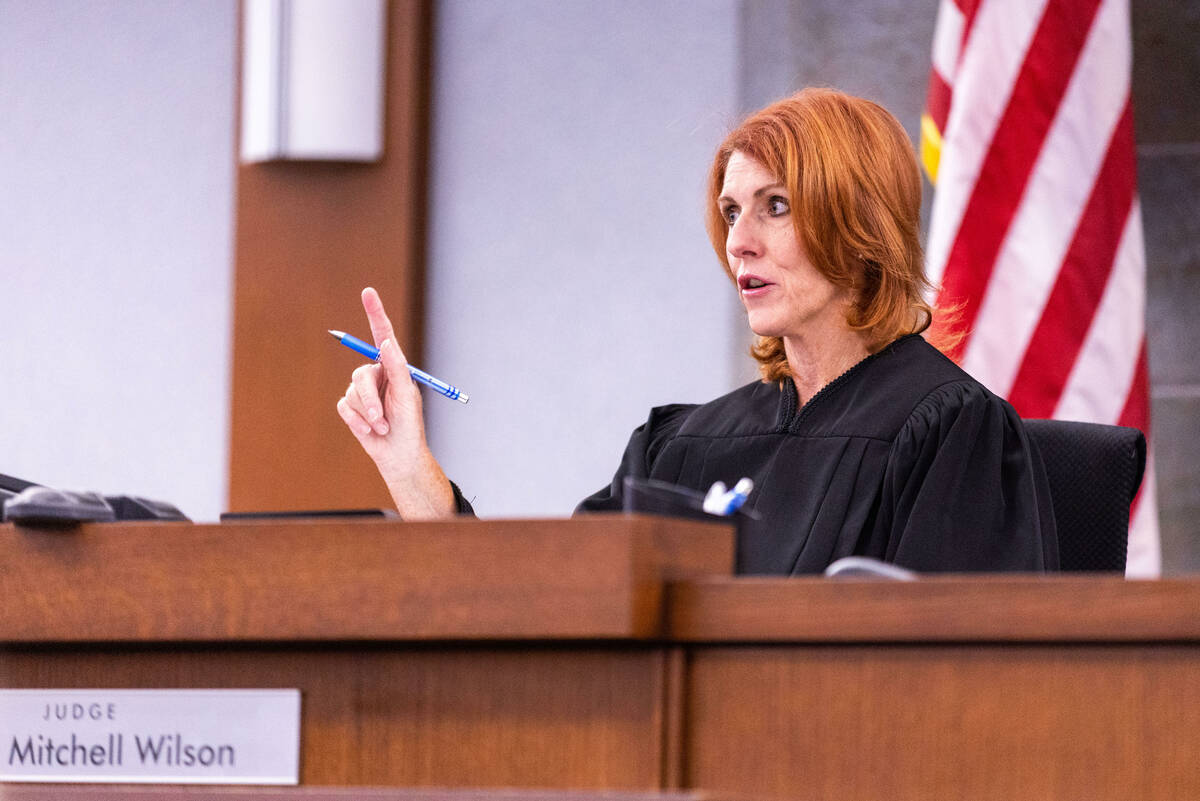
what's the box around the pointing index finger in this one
[361,287,396,348]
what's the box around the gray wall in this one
[0,1,236,521]
[423,0,747,516]
[1135,3,1200,573]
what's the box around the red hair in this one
[706,88,949,382]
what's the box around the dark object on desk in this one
[220,508,398,521]
[1024,418,1146,572]
[2,486,117,525]
[621,476,754,535]
[2,473,189,525]
[0,472,41,501]
[622,477,722,522]
[104,494,189,521]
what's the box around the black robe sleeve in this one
[574,403,697,513]
[449,480,475,516]
[865,381,1059,572]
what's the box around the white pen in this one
[702,481,728,515]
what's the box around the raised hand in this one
[336,287,455,518]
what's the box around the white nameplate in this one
[0,689,300,784]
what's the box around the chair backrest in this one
[1022,419,1147,572]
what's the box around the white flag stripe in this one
[1126,462,1162,577]
[926,0,1050,286]
[1054,201,1145,423]
[931,0,966,84]
[962,0,1130,395]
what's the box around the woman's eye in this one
[722,206,740,225]
[767,196,790,216]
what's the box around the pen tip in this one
[328,329,345,339]
[458,393,470,404]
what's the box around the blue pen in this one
[720,477,754,515]
[328,330,469,404]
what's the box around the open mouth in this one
[738,274,772,291]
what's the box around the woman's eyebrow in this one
[718,184,787,205]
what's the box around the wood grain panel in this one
[0,789,724,801]
[0,517,733,642]
[0,646,670,789]
[684,644,1200,801]
[657,647,687,790]
[228,0,433,513]
[666,575,1200,641]
[9,523,1200,799]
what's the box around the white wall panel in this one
[0,0,236,521]
[424,0,745,516]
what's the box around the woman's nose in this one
[726,216,760,260]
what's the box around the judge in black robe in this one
[575,333,1058,574]
[338,87,1059,575]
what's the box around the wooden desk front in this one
[3,518,1200,800]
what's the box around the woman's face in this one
[718,151,853,341]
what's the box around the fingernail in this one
[367,407,380,421]
[376,420,390,435]
[380,339,391,352]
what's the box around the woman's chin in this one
[746,315,786,339]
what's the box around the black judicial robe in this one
[575,334,1059,574]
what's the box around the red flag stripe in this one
[958,0,984,44]
[1052,198,1144,425]
[924,0,1051,288]
[1118,342,1150,434]
[926,69,954,133]
[929,0,967,99]
[935,0,1103,357]
[1005,99,1136,417]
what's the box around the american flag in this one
[921,0,1160,575]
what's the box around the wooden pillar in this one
[228,0,432,512]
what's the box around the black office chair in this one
[1023,419,1146,572]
